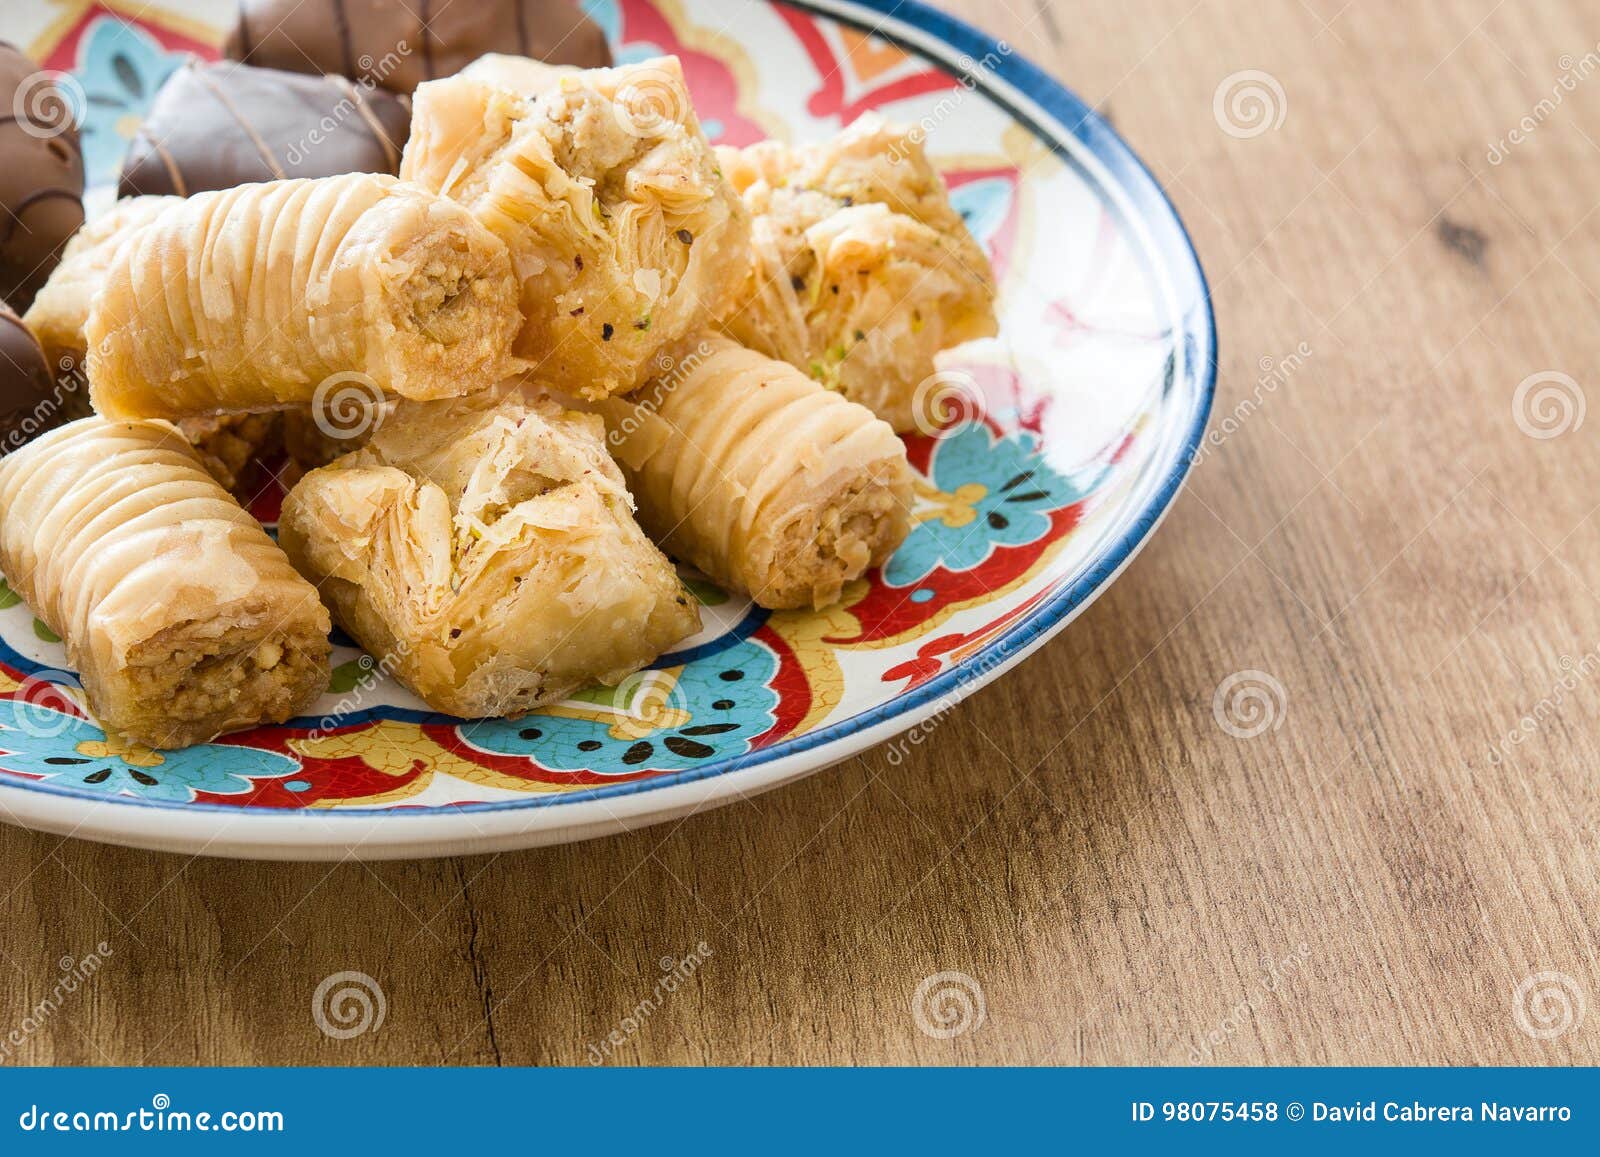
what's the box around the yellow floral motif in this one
[914,479,988,529]
[765,599,862,734]
[75,736,163,768]
[0,669,18,694]
[291,720,584,807]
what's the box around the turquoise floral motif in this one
[885,424,1078,587]
[581,0,623,48]
[950,177,1013,251]
[72,17,185,188]
[0,697,301,803]
[459,636,780,774]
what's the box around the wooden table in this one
[5,0,1599,1066]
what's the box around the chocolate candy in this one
[0,43,85,313]
[119,59,412,198]
[224,0,612,95]
[0,301,64,456]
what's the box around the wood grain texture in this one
[4,0,1599,1066]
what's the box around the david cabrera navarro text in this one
[1311,1102,1572,1123]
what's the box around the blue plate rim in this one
[0,0,1217,820]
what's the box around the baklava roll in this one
[717,116,998,431]
[23,194,181,375]
[400,59,750,397]
[85,173,523,421]
[0,418,332,749]
[598,336,913,610]
[278,387,700,718]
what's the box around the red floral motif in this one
[41,3,217,68]
[774,2,961,124]
[619,0,768,145]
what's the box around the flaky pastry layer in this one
[0,418,332,748]
[599,335,912,610]
[85,173,523,420]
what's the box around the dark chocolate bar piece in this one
[224,0,612,94]
[119,59,412,198]
[0,42,85,312]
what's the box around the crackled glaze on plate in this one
[0,0,1214,857]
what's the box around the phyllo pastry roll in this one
[85,172,523,421]
[400,58,750,398]
[278,387,700,718]
[598,336,913,610]
[717,115,998,432]
[24,194,181,376]
[0,418,332,749]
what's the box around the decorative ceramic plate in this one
[0,0,1214,859]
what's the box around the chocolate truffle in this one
[0,43,85,313]
[225,0,612,95]
[120,59,412,198]
[0,301,63,456]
